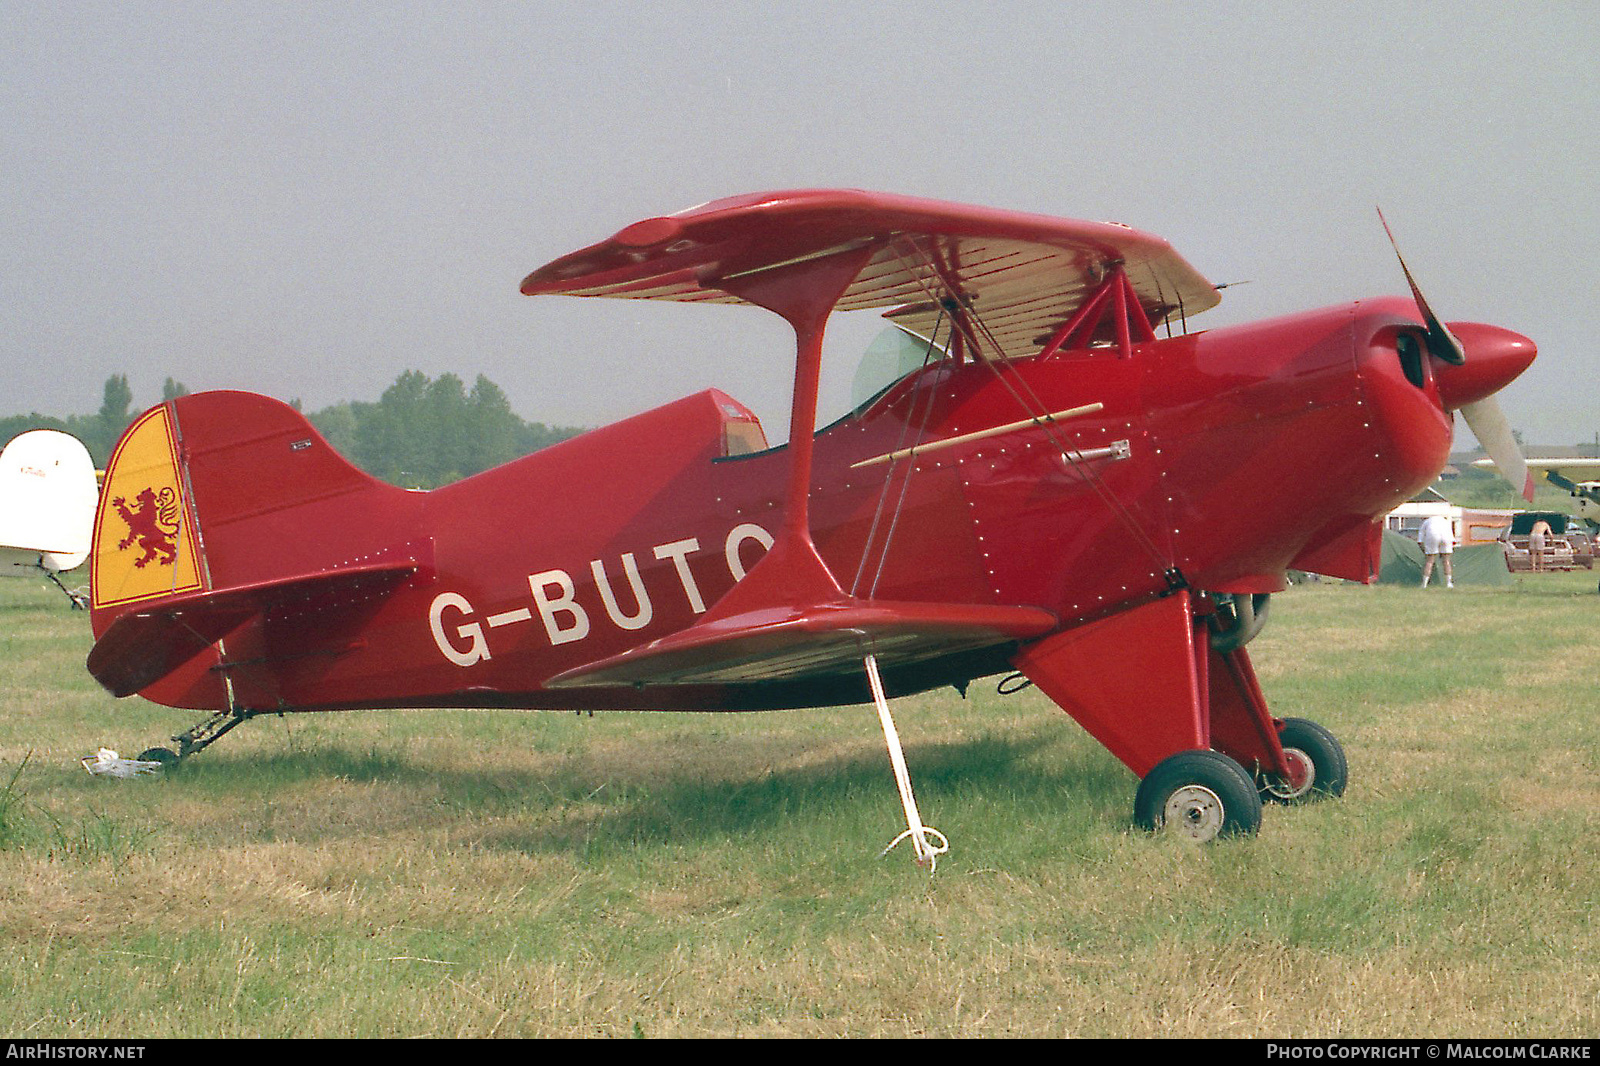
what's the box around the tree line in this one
[304,370,582,487]
[1,371,584,489]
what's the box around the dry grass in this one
[0,572,1596,1037]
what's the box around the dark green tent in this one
[1509,511,1577,535]
[1376,530,1511,586]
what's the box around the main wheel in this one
[1134,750,1263,841]
[137,747,180,766]
[1258,718,1347,803]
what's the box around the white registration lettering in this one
[653,538,706,614]
[529,569,591,645]
[590,553,653,630]
[432,523,782,663]
[486,608,533,627]
[429,592,492,666]
[724,522,774,581]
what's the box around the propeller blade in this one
[1377,208,1466,365]
[1460,396,1535,502]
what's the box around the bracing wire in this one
[883,240,1177,578]
[848,311,948,598]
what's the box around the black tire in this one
[1134,750,1263,840]
[137,747,180,765]
[1258,718,1347,803]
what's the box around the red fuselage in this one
[107,296,1459,714]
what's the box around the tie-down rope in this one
[864,653,948,870]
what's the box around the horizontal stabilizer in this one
[545,598,1057,689]
[87,561,418,698]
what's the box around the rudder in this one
[90,403,204,614]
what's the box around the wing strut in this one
[697,241,881,615]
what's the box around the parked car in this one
[1500,512,1594,571]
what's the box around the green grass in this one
[0,570,1596,1037]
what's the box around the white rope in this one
[864,653,948,870]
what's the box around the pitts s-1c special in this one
[85,191,1535,854]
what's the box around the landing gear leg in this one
[1011,591,1269,840]
[40,567,88,609]
[138,708,262,764]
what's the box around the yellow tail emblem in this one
[91,405,203,609]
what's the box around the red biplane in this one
[84,191,1535,849]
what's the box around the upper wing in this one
[522,189,1219,363]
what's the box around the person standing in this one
[1528,519,1552,572]
[1419,513,1455,588]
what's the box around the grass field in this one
[1,571,1596,1038]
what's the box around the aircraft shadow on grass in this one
[160,728,1126,852]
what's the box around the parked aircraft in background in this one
[0,429,98,608]
[1475,457,1600,528]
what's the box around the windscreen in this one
[847,326,951,414]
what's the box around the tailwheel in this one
[1134,750,1263,841]
[133,708,264,767]
[1257,718,1347,803]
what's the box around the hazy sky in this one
[4,2,1596,447]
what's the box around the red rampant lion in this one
[111,486,181,569]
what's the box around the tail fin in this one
[89,391,426,708]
